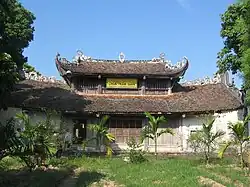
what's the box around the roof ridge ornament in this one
[181,73,222,86]
[165,56,188,70]
[159,52,165,62]
[119,52,125,63]
[72,50,92,64]
[24,71,66,84]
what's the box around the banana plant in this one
[141,112,174,158]
[88,115,115,157]
[218,115,250,168]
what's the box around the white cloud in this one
[175,0,191,10]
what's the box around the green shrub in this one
[126,137,146,164]
[187,131,204,153]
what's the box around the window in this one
[77,78,104,89]
[146,79,169,90]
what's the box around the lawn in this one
[0,155,250,187]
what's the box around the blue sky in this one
[20,0,239,85]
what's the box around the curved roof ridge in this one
[55,53,189,80]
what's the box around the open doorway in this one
[73,120,87,143]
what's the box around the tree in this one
[0,0,35,110]
[188,117,225,164]
[88,115,115,157]
[241,0,250,101]
[218,116,250,168]
[141,112,174,158]
[217,0,250,102]
[23,62,41,75]
[217,0,250,74]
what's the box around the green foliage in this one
[16,111,57,165]
[218,115,250,168]
[87,115,115,157]
[217,0,250,102]
[187,131,204,153]
[0,118,25,159]
[188,117,225,164]
[0,53,19,110]
[241,0,250,101]
[126,137,146,164]
[23,62,41,75]
[217,1,249,74]
[0,0,35,110]
[141,112,174,158]
[0,110,58,171]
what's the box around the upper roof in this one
[55,52,189,78]
[7,80,243,114]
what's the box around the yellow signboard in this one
[106,78,137,89]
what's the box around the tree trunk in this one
[240,143,244,168]
[207,145,210,165]
[154,133,157,159]
[96,135,100,153]
[98,136,101,154]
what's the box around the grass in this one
[0,155,250,187]
[0,156,72,187]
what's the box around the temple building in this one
[0,51,245,153]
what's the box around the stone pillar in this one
[167,80,172,95]
[141,84,145,95]
[70,78,77,92]
[141,76,146,95]
[97,84,102,94]
[97,74,102,94]
[168,87,172,95]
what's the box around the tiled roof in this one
[55,54,189,78]
[8,80,243,114]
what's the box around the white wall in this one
[182,110,243,152]
[0,107,22,125]
[0,108,244,153]
[0,107,74,134]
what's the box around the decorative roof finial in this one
[159,52,165,61]
[72,50,86,64]
[119,52,125,63]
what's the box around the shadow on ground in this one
[0,168,105,187]
[76,171,105,187]
[0,168,70,187]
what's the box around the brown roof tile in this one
[56,56,189,77]
[8,80,243,114]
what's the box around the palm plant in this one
[218,116,250,168]
[141,112,174,158]
[199,118,225,164]
[88,115,115,156]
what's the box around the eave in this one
[55,53,189,83]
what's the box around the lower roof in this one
[7,80,243,114]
